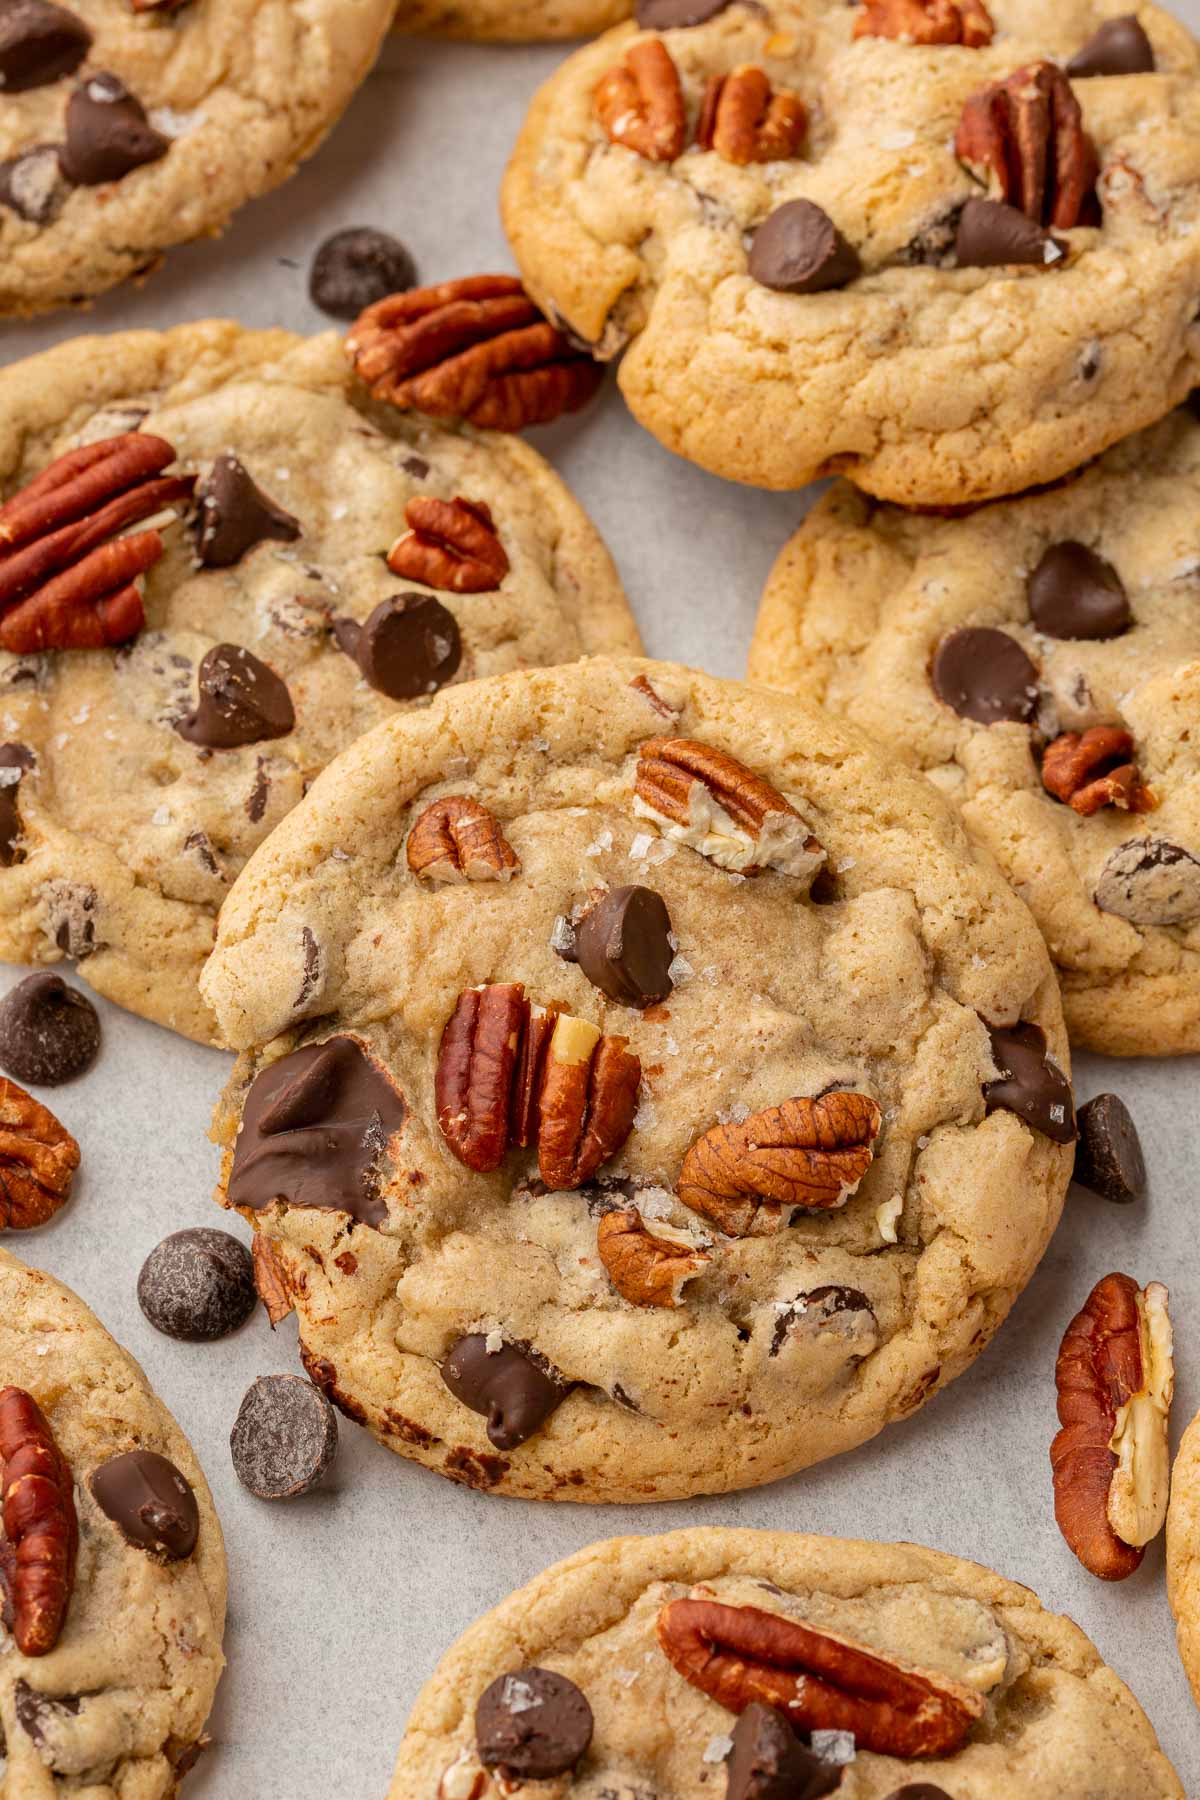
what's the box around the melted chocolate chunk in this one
[334,593,462,699]
[230,1374,338,1500]
[1027,541,1131,639]
[194,453,301,568]
[177,644,294,749]
[568,885,674,1008]
[956,197,1061,268]
[475,1667,594,1779]
[309,226,417,320]
[0,0,90,92]
[769,1284,875,1357]
[0,742,34,866]
[60,73,169,185]
[983,1020,1076,1144]
[726,1705,841,1800]
[0,971,99,1084]
[138,1227,257,1341]
[1073,1093,1146,1204]
[1093,837,1200,927]
[931,627,1039,725]
[441,1335,567,1451]
[1067,15,1155,76]
[0,144,67,222]
[13,1682,81,1748]
[91,1449,199,1559]
[748,200,861,294]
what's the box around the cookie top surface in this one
[749,405,1200,1056]
[203,656,1072,1503]
[502,0,1200,502]
[395,0,630,42]
[1167,1407,1200,1713]
[0,1247,226,1799]
[0,0,394,315]
[389,1526,1183,1797]
[0,322,637,1046]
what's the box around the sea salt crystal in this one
[917,1134,930,1149]
[533,737,550,753]
[633,1100,658,1131]
[702,1735,733,1765]
[614,1667,639,1688]
[837,857,856,873]
[667,952,693,984]
[811,1729,856,1765]
[501,1677,541,1713]
[637,1186,674,1222]
[331,847,351,862]
[585,829,613,858]
[629,832,654,862]
[879,128,915,149]
[665,1035,679,1056]
[151,805,170,826]
[717,1101,751,1126]
[549,915,576,955]
[484,1330,504,1355]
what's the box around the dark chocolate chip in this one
[1093,837,1200,926]
[1067,15,1155,77]
[13,1682,81,1748]
[931,627,1039,725]
[955,197,1061,269]
[176,644,295,749]
[0,144,67,222]
[884,1788,954,1800]
[635,0,730,24]
[402,454,430,480]
[0,742,34,866]
[748,200,861,294]
[90,1449,199,1559]
[1027,541,1131,640]
[475,1667,593,1779]
[441,1335,567,1451]
[0,0,90,91]
[725,1705,842,1800]
[334,593,461,699]
[60,72,169,185]
[137,1227,257,1341]
[983,1020,1076,1144]
[194,452,300,568]
[1073,1093,1146,1204]
[230,1374,338,1500]
[308,226,417,321]
[569,885,674,1008]
[227,1036,407,1229]
[0,971,99,1085]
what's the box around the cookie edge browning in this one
[394,0,632,44]
[1167,1408,1200,1711]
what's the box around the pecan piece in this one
[595,38,687,163]
[0,1387,78,1656]
[407,796,520,883]
[633,738,824,878]
[956,61,1099,230]
[346,276,603,432]
[436,983,530,1173]
[0,432,194,655]
[1041,727,1156,816]
[657,1595,983,1757]
[696,67,807,164]
[537,1013,641,1190]
[598,1206,709,1307]
[1052,1272,1173,1580]
[387,496,510,594]
[679,1091,881,1235]
[0,1077,80,1230]
[854,0,993,46]
[252,1234,294,1328]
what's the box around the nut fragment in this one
[407,796,520,883]
[955,61,1099,230]
[696,66,807,164]
[633,737,824,879]
[387,496,510,594]
[679,1091,881,1236]
[595,38,686,163]
[1041,727,1156,816]
[0,1077,80,1230]
[252,1234,295,1328]
[854,0,993,44]
[598,1207,709,1307]
[0,1386,78,1656]
[1051,1271,1173,1580]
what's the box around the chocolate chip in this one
[0,742,34,866]
[0,145,67,222]
[569,885,674,1008]
[1093,837,1200,927]
[60,73,169,185]
[90,1449,199,1559]
[475,1668,593,1779]
[137,1227,257,1341]
[309,226,417,321]
[748,200,861,294]
[931,627,1039,724]
[334,593,461,699]
[441,1335,567,1451]
[1073,1093,1146,1204]
[45,881,99,957]
[635,0,729,23]
[884,1789,954,1800]
[13,1682,81,1748]
[193,451,300,567]
[1067,15,1154,77]
[725,1705,841,1800]
[0,0,90,91]
[983,1020,1076,1144]
[0,972,99,1085]
[230,1374,338,1500]
[1028,541,1131,639]
[955,197,1061,268]
[176,644,295,749]
[227,1036,407,1229]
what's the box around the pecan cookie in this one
[388,1527,1182,1796]
[0,323,637,1046]
[202,657,1073,1503]
[394,0,630,43]
[502,0,1200,503]
[0,1246,226,1796]
[749,404,1200,1056]
[1167,1408,1200,1713]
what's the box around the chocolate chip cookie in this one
[1168,1407,1200,1714]
[388,1527,1183,1797]
[0,1246,226,1795]
[0,323,638,1045]
[395,0,630,43]
[502,0,1200,502]
[202,657,1073,1503]
[749,403,1200,1056]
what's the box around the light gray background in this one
[2,12,1199,1795]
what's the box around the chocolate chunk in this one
[1093,837,1200,927]
[309,226,417,320]
[956,197,1061,268]
[748,200,861,294]
[60,73,169,185]
[194,452,301,567]
[0,0,90,91]
[635,0,729,23]
[0,145,67,223]
[475,1668,593,1779]
[0,971,99,1085]
[230,1374,338,1500]
[0,742,34,866]
[334,593,461,699]
[176,644,295,749]
[931,627,1039,724]
[1027,541,1131,640]
[770,1284,876,1357]
[884,1789,954,1800]
[726,1705,841,1800]
[137,1227,257,1341]
[1073,1093,1146,1204]
[227,1036,406,1229]
[91,1449,199,1559]
[983,1020,1076,1144]
[441,1335,567,1451]
[569,885,674,1008]
[1067,15,1155,77]
[13,1682,81,1747]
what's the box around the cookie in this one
[1167,1407,1200,1713]
[387,1527,1183,1797]
[0,323,638,1046]
[0,0,395,315]
[501,0,1200,503]
[394,0,630,43]
[0,1246,226,1796]
[202,657,1073,1503]
[748,404,1200,1056]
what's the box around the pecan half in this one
[1041,727,1156,816]
[437,983,530,1173]
[679,1091,881,1235]
[252,1234,294,1328]
[0,433,194,655]
[855,0,993,45]
[536,1013,641,1190]
[595,39,687,163]
[407,796,520,883]
[633,738,824,879]
[657,1595,983,1757]
[345,276,603,432]
[598,1206,709,1307]
[1052,1271,1173,1580]
[955,62,1099,230]
[0,1386,78,1656]
[696,67,807,164]
[0,1078,80,1230]
[387,496,510,594]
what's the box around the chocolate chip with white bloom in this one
[475,1667,593,1779]
[0,145,68,222]
[1093,838,1200,927]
